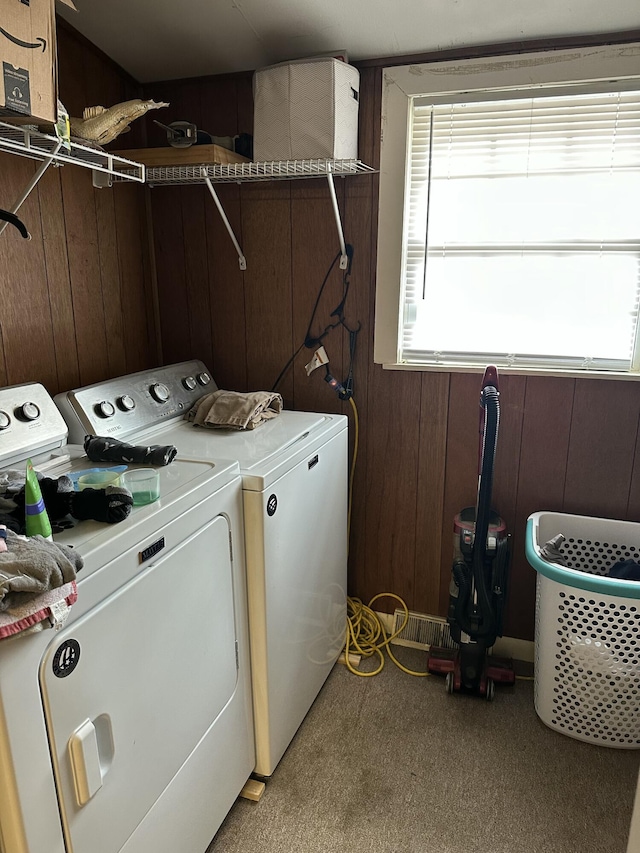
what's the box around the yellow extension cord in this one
[343,397,533,682]
[345,593,431,677]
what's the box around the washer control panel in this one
[0,383,68,467]
[55,360,216,444]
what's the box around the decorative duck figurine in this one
[69,99,169,146]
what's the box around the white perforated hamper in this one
[526,511,640,749]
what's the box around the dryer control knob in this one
[117,395,136,412]
[182,376,197,391]
[196,372,211,386]
[18,402,40,421]
[150,382,171,403]
[96,401,116,418]
[0,410,11,430]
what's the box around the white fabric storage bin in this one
[526,511,640,749]
[253,58,359,161]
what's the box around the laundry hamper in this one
[526,511,640,749]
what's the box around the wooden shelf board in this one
[110,143,250,168]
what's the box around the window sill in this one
[381,362,640,381]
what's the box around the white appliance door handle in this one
[68,719,104,805]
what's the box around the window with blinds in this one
[401,89,640,372]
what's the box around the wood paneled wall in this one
[143,64,640,642]
[0,23,158,397]
[5,24,638,643]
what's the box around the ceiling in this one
[58,0,640,84]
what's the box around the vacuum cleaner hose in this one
[459,384,500,642]
[474,385,500,638]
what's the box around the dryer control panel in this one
[55,360,216,444]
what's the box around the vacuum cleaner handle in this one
[478,365,499,473]
[481,365,499,392]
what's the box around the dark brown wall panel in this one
[241,184,294,398]
[0,156,58,390]
[414,372,450,615]
[291,182,346,416]
[150,187,191,365]
[509,377,574,638]
[60,166,111,386]
[361,365,423,607]
[36,167,81,392]
[113,184,159,373]
[0,23,155,398]
[626,425,640,522]
[564,379,640,519]
[94,187,127,379]
[181,186,214,369]
[204,184,247,392]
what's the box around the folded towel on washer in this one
[186,390,283,431]
[84,434,177,466]
[0,530,84,612]
[0,580,77,639]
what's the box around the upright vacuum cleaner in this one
[427,366,515,700]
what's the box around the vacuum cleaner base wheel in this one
[427,646,514,698]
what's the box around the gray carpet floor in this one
[207,648,640,853]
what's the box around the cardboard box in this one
[253,57,360,161]
[0,0,75,124]
[111,144,250,168]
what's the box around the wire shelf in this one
[143,158,375,187]
[0,121,145,182]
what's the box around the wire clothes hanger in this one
[0,208,30,239]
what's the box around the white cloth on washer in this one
[186,390,283,431]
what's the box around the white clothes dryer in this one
[0,382,254,853]
[56,360,348,777]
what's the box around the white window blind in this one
[401,89,640,372]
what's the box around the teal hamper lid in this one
[526,513,640,600]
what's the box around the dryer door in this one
[39,514,238,853]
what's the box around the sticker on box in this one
[2,62,31,114]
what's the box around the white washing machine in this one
[56,360,348,777]
[0,382,254,853]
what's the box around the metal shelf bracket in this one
[202,169,347,272]
[0,121,145,238]
[142,158,376,271]
[203,176,246,270]
[325,164,349,269]
[0,141,63,238]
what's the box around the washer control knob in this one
[117,394,136,412]
[150,382,171,403]
[96,401,116,418]
[182,376,197,391]
[196,372,211,386]
[0,410,11,430]
[18,402,40,421]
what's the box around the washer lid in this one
[135,410,347,490]
[36,453,240,574]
